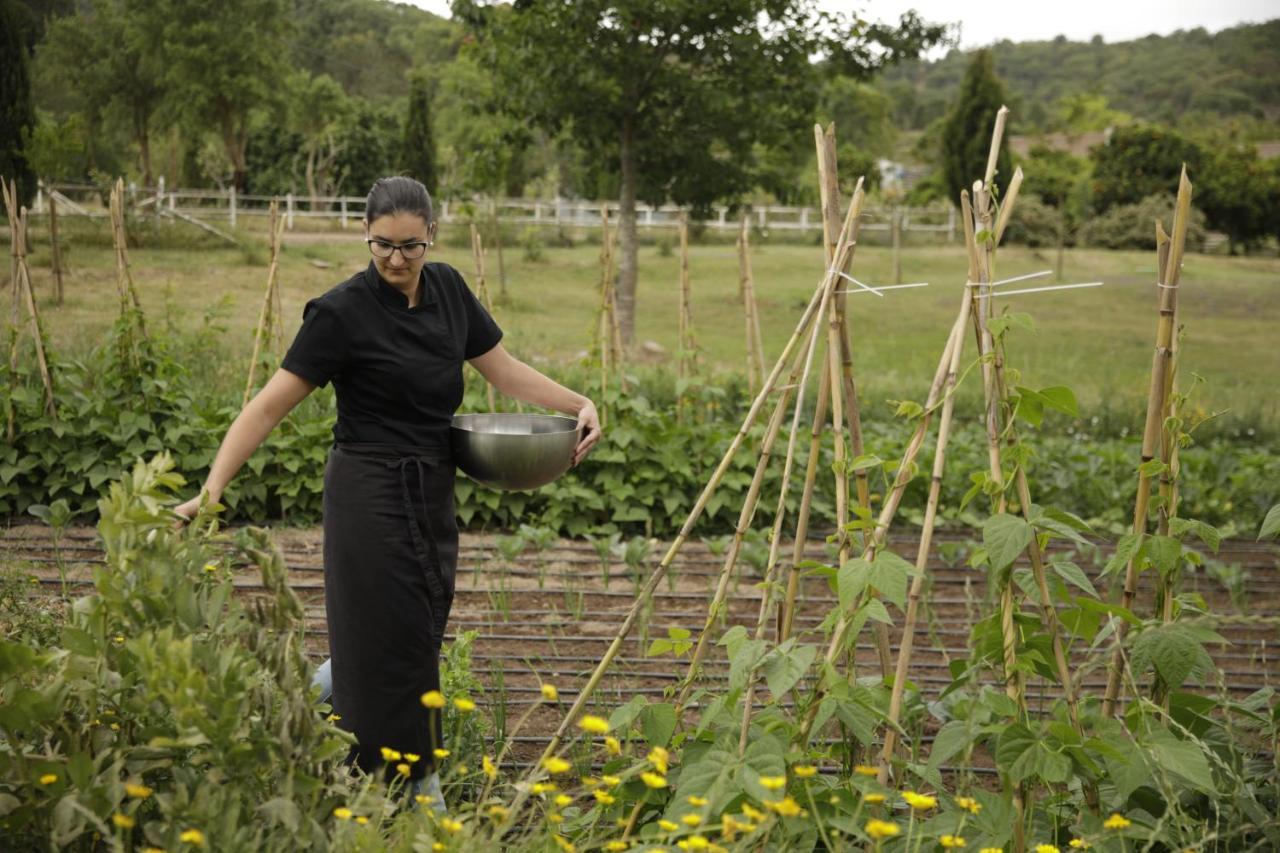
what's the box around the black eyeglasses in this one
[366,238,433,260]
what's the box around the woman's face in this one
[364,212,436,289]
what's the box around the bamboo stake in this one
[5,180,18,441]
[471,224,498,413]
[109,180,147,340]
[676,214,693,424]
[595,209,615,420]
[531,257,837,777]
[737,215,766,394]
[243,201,286,407]
[1155,223,1181,628]
[1102,169,1193,718]
[49,190,63,305]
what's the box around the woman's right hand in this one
[173,492,212,527]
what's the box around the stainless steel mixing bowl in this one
[450,413,581,491]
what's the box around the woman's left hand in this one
[572,399,602,467]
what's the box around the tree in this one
[458,0,947,346]
[1198,143,1280,253]
[401,69,438,191]
[1089,124,1206,213]
[939,49,1012,207]
[287,72,352,206]
[147,0,289,190]
[1,0,37,203]
[38,0,165,186]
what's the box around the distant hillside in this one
[878,19,1280,135]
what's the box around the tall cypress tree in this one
[0,0,37,203]
[401,71,438,191]
[940,49,1011,207]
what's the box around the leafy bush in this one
[999,193,1066,248]
[1078,194,1208,250]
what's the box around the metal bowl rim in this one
[450,413,580,435]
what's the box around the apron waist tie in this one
[387,455,451,644]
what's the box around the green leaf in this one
[1104,533,1144,576]
[1037,385,1078,417]
[639,702,677,747]
[868,549,916,610]
[1258,504,1280,540]
[1052,561,1097,597]
[983,513,1034,573]
[1169,518,1221,553]
[762,641,817,698]
[1143,535,1182,575]
[1146,728,1216,793]
[926,720,970,771]
[837,558,871,611]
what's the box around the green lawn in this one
[18,219,1280,425]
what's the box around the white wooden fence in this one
[35,180,960,242]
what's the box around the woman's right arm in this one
[174,368,316,521]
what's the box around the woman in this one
[176,176,601,802]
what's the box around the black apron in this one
[322,434,457,781]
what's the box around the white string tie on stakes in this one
[970,280,1105,298]
[827,268,884,297]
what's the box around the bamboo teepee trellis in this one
[471,223,498,413]
[3,179,57,441]
[675,213,700,424]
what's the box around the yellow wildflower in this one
[593,789,616,805]
[333,807,353,820]
[453,697,476,712]
[682,813,703,826]
[1104,813,1131,830]
[543,756,572,775]
[721,814,742,839]
[605,736,622,755]
[1035,846,1059,853]
[606,843,629,852]
[601,774,621,787]
[440,818,463,833]
[854,764,879,776]
[659,819,680,831]
[540,683,559,701]
[415,795,434,806]
[125,783,152,799]
[38,773,57,785]
[110,723,120,731]
[111,814,135,829]
[433,844,445,853]
[179,829,205,846]
[326,713,342,722]
[740,803,766,822]
[483,755,497,779]
[902,790,938,810]
[980,849,1004,853]
[420,690,446,709]
[532,782,558,794]
[758,775,786,791]
[687,795,708,807]
[1069,841,1091,850]
[955,796,981,815]
[546,812,563,825]
[380,747,402,762]
[581,776,600,788]
[578,714,611,734]
[793,765,818,778]
[765,797,803,817]
[404,753,420,763]
[553,835,575,852]
[678,836,709,851]
[487,805,509,821]
[434,748,450,760]
[865,819,900,840]
[648,746,670,774]
[941,836,967,848]
[641,771,668,789]
[355,816,369,825]
[554,794,572,808]
[864,793,886,804]
[202,562,217,573]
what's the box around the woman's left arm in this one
[469,344,601,466]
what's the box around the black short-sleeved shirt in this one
[282,260,503,445]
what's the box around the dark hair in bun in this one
[365,176,434,223]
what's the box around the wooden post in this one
[285,193,295,230]
[737,214,765,395]
[891,206,903,285]
[340,198,348,229]
[3,184,57,437]
[229,185,237,228]
[49,189,64,306]
[490,197,507,302]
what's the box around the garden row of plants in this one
[3,318,1276,541]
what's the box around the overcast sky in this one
[403,1,1276,48]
